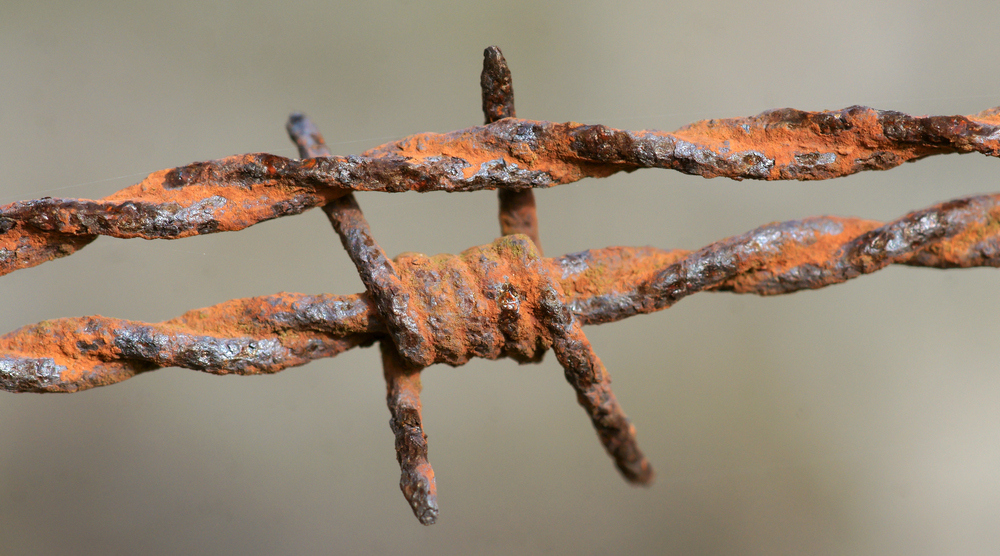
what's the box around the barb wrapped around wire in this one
[3,46,999,525]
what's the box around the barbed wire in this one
[3,74,1000,276]
[3,192,996,392]
[2,46,998,525]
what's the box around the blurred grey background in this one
[2,1,999,554]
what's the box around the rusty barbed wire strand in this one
[2,191,997,521]
[3,193,997,389]
[4,191,996,391]
[5,102,1000,276]
[0,291,381,392]
[482,45,542,253]
[571,194,1000,324]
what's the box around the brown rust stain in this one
[906,203,1000,267]
[0,292,380,392]
[390,236,554,365]
[0,227,94,275]
[668,107,1000,179]
[104,156,341,233]
[3,236,690,391]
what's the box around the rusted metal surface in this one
[0,292,381,392]
[569,195,1000,324]
[5,104,1000,276]
[288,111,443,520]
[481,46,516,124]
[482,45,542,253]
[287,113,445,520]
[298,108,647,507]
[3,46,1000,525]
[381,341,437,525]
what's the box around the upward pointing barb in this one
[481,45,516,122]
[482,45,543,253]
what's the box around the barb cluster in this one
[2,46,999,525]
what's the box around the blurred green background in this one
[2,1,999,554]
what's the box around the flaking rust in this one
[3,45,1000,525]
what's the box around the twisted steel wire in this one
[2,45,999,525]
[3,95,1000,276]
[3,191,997,393]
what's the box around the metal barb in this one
[381,341,438,525]
[288,112,439,522]
[481,45,542,252]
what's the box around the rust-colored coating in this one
[497,188,540,251]
[481,46,516,123]
[286,112,333,158]
[286,116,431,363]
[5,105,1000,276]
[324,194,435,367]
[292,107,649,513]
[541,285,652,484]
[4,193,998,520]
[0,292,381,392]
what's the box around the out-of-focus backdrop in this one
[3,1,999,554]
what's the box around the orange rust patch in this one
[364,121,603,185]
[723,218,883,293]
[918,205,1000,266]
[558,246,688,298]
[673,110,875,179]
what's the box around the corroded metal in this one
[3,191,998,521]
[0,292,381,392]
[482,45,542,253]
[324,193,435,367]
[5,105,1000,276]
[381,341,437,525]
[287,113,443,522]
[292,104,649,513]
[481,46,516,123]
